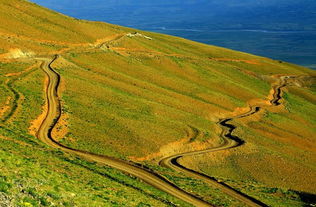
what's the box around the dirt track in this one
[37,55,298,207]
[159,77,293,207]
[37,56,213,207]
[0,64,38,123]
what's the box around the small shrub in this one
[26,187,37,197]
[0,181,11,193]
[39,196,50,206]
[46,191,60,200]
[137,202,151,207]
[261,187,278,194]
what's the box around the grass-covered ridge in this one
[0,0,315,206]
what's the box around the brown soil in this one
[0,105,10,118]
[0,135,32,147]
[210,58,260,65]
[129,127,219,162]
[28,76,48,136]
[5,63,38,77]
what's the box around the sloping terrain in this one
[0,0,315,206]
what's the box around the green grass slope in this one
[0,0,315,206]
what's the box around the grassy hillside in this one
[0,0,315,206]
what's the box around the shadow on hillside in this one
[296,191,316,207]
[57,154,177,207]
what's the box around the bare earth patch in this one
[0,96,11,119]
[210,57,260,65]
[28,76,48,137]
[0,48,34,59]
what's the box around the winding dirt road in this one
[37,56,213,207]
[36,55,295,207]
[159,78,289,207]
